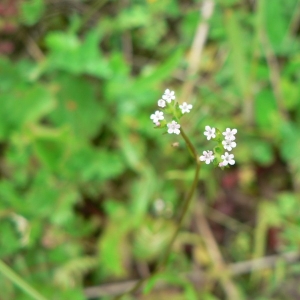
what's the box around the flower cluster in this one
[151,89,237,169]
[200,126,237,168]
[150,89,193,135]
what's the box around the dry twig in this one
[84,251,300,298]
[180,0,215,103]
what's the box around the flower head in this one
[167,121,180,135]
[162,89,175,103]
[150,110,164,123]
[204,126,216,140]
[179,102,193,114]
[158,99,166,108]
[222,139,237,151]
[199,150,215,164]
[222,128,237,141]
[221,152,235,166]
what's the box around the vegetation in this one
[1,0,300,299]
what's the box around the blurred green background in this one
[1,0,300,299]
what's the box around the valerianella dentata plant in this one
[119,89,238,299]
[150,88,237,169]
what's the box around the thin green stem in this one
[114,128,201,299]
[180,128,199,161]
[156,128,200,269]
[0,259,48,300]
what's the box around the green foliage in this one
[1,0,300,299]
[20,0,45,26]
[44,28,111,78]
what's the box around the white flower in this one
[150,110,164,123]
[179,102,193,114]
[222,139,237,151]
[222,128,237,141]
[219,162,225,168]
[167,121,180,135]
[204,126,216,140]
[158,99,166,108]
[162,89,175,103]
[199,150,215,164]
[221,152,235,166]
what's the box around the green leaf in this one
[251,139,274,166]
[45,29,111,78]
[0,83,54,140]
[277,193,298,217]
[49,75,105,139]
[254,89,278,129]
[97,206,131,277]
[264,0,296,54]
[0,221,21,257]
[33,127,71,172]
[117,5,150,29]
[20,0,45,26]
[65,146,125,183]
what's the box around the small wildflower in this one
[179,102,193,114]
[222,139,237,151]
[199,150,215,164]
[167,121,180,135]
[158,99,166,108]
[150,110,164,123]
[222,128,237,141]
[204,126,216,140]
[221,152,235,166]
[162,89,175,103]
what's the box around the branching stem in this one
[114,128,200,299]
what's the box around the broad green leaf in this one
[0,83,54,140]
[50,75,105,139]
[20,0,45,25]
[45,29,111,78]
[33,127,71,171]
[65,145,125,183]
